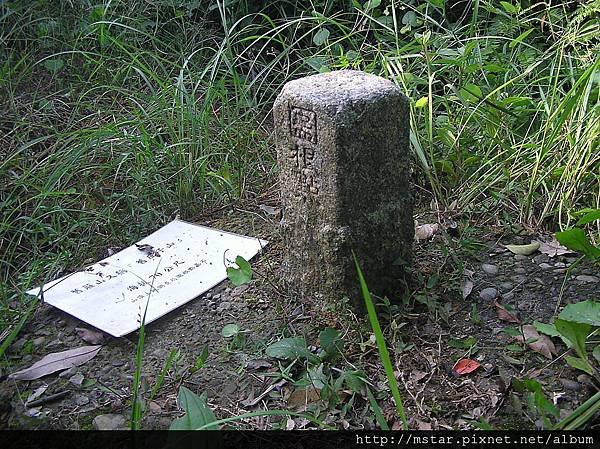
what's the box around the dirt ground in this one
[1,203,599,430]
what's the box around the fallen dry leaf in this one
[462,279,474,299]
[416,419,432,430]
[75,327,105,345]
[414,223,440,241]
[258,204,280,216]
[493,300,520,323]
[516,325,556,359]
[536,238,573,258]
[452,358,481,376]
[286,386,321,410]
[9,345,102,381]
[285,418,296,430]
[505,242,540,256]
[245,359,272,370]
[25,384,48,406]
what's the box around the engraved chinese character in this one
[290,107,317,143]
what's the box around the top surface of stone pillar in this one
[277,70,401,107]
[274,70,413,309]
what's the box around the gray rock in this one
[482,264,499,275]
[32,336,46,347]
[560,378,581,391]
[514,255,528,261]
[217,301,231,313]
[499,282,514,292]
[502,292,514,301]
[232,284,250,296]
[539,263,552,270]
[577,374,594,386]
[576,275,599,283]
[92,414,127,430]
[554,262,567,268]
[479,287,499,301]
[74,394,90,406]
[111,359,125,367]
[59,366,79,378]
[533,254,549,264]
[69,372,85,387]
[275,70,413,309]
[514,267,527,274]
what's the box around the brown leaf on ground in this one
[416,419,432,430]
[9,346,102,380]
[75,328,105,345]
[516,325,556,359]
[493,300,520,323]
[415,223,440,241]
[536,238,573,257]
[452,359,481,376]
[286,386,321,410]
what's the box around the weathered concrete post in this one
[274,70,413,309]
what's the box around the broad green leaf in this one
[414,96,428,108]
[266,338,319,364]
[593,345,600,363]
[576,209,600,226]
[534,321,561,338]
[364,0,382,11]
[459,83,482,103]
[500,1,520,14]
[554,319,591,360]
[313,28,330,46]
[226,255,252,286]
[318,328,342,358]
[221,324,240,338]
[402,11,418,26]
[343,371,365,393]
[559,301,600,327]
[555,228,600,260]
[307,364,327,389]
[565,356,594,376]
[170,386,218,430]
[510,28,535,48]
[43,58,64,74]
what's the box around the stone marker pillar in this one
[274,70,413,309]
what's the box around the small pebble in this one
[499,282,514,291]
[482,264,499,275]
[576,275,599,283]
[69,373,85,387]
[514,255,528,261]
[554,262,567,268]
[479,287,499,301]
[111,359,125,367]
[74,394,90,406]
[32,337,46,347]
[217,301,231,313]
[577,374,594,386]
[514,267,527,274]
[59,366,79,378]
[539,263,552,270]
[502,292,514,301]
[533,254,549,264]
[560,378,581,392]
[92,414,127,431]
